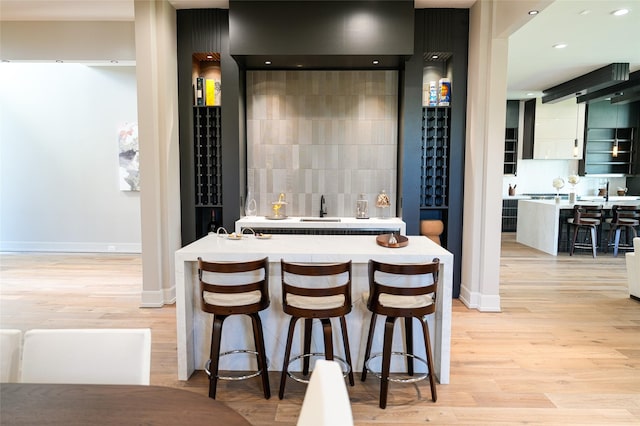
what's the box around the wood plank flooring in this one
[1,234,639,425]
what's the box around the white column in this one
[459,1,507,312]
[134,0,182,307]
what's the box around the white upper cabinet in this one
[523,98,585,160]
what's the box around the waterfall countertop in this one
[174,233,452,383]
[235,216,406,235]
[516,197,640,255]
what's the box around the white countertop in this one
[235,216,406,235]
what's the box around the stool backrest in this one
[280,260,352,318]
[367,259,439,317]
[198,257,270,315]
[611,205,640,222]
[573,204,603,223]
[21,328,151,385]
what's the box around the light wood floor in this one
[1,234,639,425]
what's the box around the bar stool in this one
[361,259,439,409]
[278,260,354,400]
[197,257,271,400]
[567,204,603,257]
[606,205,640,257]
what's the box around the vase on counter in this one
[244,190,257,216]
[376,190,390,219]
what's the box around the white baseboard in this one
[0,241,142,253]
[140,286,176,308]
[459,284,502,312]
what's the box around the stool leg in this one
[570,226,579,256]
[279,316,298,400]
[405,317,414,376]
[208,315,226,399]
[418,316,437,402]
[614,228,622,257]
[302,319,313,376]
[590,226,597,258]
[361,313,377,382]
[339,315,354,386]
[321,318,334,360]
[250,312,271,399]
[380,316,396,409]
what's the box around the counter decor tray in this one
[265,215,288,220]
[376,233,408,248]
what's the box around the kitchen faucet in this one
[320,195,327,217]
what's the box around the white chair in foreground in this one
[0,329,22,382]
[297,359,354,426]
[21,328,151,385]
[626,237,640,301]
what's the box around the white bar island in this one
[175,234,453,383]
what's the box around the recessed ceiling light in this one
[431,55,439,59]
[579,9,591,16]
[55,60,64,63]
[206,55,213,59]
[526,92,535,97]
[528,10,539,15]
[110,60,119,64]
[296,64,303,68]
[553,43,568,49]
[612,8,629,16]
[264,60,271,65]
[372,60,379,65]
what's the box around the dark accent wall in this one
[177,9,242,245]
[402,9,468,298]
[176,7,468,297]
[229,0,413,69]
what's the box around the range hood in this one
[229,0,414,69]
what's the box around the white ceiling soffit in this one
[0,0,475,21]
[507,0,640,99]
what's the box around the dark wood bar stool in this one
[278,260,354,400]
[606,205,640,257]
[568,204,603,257]
[361,259,439,409]
[197,257,271,400]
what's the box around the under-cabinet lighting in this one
[528,10,539,15]
[613,139,619,157]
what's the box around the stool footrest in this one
[205,349,267,381]
[365,352,429,383]
[286,353,351,384]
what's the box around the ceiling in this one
[1,0,638,100]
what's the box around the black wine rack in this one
[193,106,222,206]
[421,107,450,208]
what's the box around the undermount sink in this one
[299,217,342,222]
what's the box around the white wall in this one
[0,63,141,252]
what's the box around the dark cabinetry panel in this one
[504,100,519,175]
[521,99,535,159]
[177,9,242,245]
[579,100,639,176]
[501,199,518,232]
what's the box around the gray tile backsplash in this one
[246,70,398,218]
